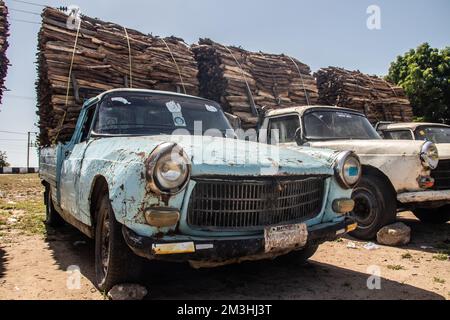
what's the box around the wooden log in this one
[0,0,9,105]
[315,67,413,124]
[37,7,199,146]
[192,38,318,129]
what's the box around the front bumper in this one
[397,190,450,204]
[122,217,355,264]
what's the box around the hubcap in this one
[351,187,379,229]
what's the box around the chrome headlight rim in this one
[146,142,191,195]
[420,141,439,170]
[334,151,362,189]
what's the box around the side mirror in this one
[295,128,306,146]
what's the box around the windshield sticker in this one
[336,112,353,118]
[111,97,131,104]
[166,101,186,127]
[205,104,218,112]
[173,116,186,127]
[166,100,182,113]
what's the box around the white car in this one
[259,106,449,239]
[377,121,450,223]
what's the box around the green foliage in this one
[387,43,450,123]
[0,150,9,167]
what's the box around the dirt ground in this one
[0,174,449,300]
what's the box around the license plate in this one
[264,223,308,253]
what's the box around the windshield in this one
[304,110,381,140]
[415,126,450,143]
[93,93,233,136]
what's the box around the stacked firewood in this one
[0,0,9,105]
[36,7,198,145]
[315,67,413,123]
[193,38,318,128]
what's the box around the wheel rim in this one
[351,186,379,230]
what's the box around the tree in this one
[0,150,10,167]
[386,43,450,123]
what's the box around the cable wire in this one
[0,131,29,135]
[10,0,47,8]
[10,7,41,15]
[10,18,40,25]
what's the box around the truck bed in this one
[39,146,57,191]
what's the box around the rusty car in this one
[376,121,450,223]
[39,89,361,291]
[258,105,448,239]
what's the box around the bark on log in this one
[37,7,199,145]
[192,38,318,129]
[315,67,413,124]
[0,0,9,106]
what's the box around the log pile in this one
[315,67,413,123]
[193,38,318,128]
[0,0,9,105]
[36,7,199,145]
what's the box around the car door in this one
[60,104,97,224]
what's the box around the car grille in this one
[187,177,326,231]
[431,159,450,190]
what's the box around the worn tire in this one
[350,175,397,240]
[45,186,65,227]
[412,206,450,224]
[94,190,143,292]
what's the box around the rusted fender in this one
[75,135,349,238]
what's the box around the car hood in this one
[307,139,426,156]
[91,135,339,177]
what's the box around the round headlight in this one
[334,151,362,189]
[420,141,439,170]
[146,143,190,194]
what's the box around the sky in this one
[0,0,449,167]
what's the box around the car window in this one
[268,115,300,143]
[383,130,413,140]
[80,106,97,143]
[93,93,232,136]
[303,110,380,140]
[415,126,450,143]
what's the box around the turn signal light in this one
[332,199,355,214]
[144,208,180,227]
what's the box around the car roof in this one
[381,122,450,131]
[265,105,366,117]
[83,88,213,108]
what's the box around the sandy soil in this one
[0,174,449,300]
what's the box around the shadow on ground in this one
[44,222,446,300]
[397,215,450,255]
[0,247,6,279]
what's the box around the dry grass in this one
[0,174,46,236]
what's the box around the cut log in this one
[192,38,318,129]
[0,0,9,105]
[37,8,199,145]
[315,67,413,124]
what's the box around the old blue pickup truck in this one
[39,89,359,291]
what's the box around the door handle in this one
[64,150,71,157]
